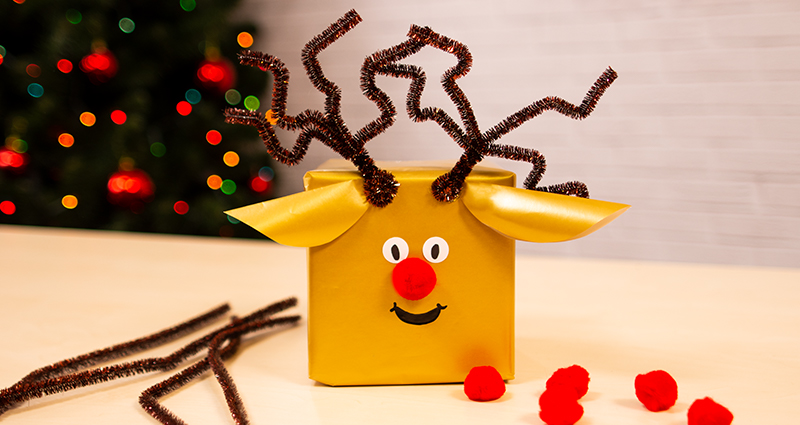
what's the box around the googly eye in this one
[423,237,449,263]
[382,237,409,264]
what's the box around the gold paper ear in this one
[462,182,629,243]
[225,180,369,247]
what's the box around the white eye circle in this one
[382,237,409,263]
[423,237,449,263]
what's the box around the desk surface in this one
[1,224,798,424]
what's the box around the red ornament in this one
[546,365,590,399]
[463,366,505,401]
[687,397,733,425]
[107,169,155,208]
[635,370,678,412]
[539,386,584,425]
[196,57,236,94]
[0,147,28,172]
[80,48,118,84]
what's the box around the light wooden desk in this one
[1,225,798,424]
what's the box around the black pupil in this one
[391,245,400,261]
[431,244,439,260]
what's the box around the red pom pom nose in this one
[392,257,437,300]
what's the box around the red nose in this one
[392,257,437,300]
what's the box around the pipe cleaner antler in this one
[224,10,402,207]
[378,25,618,202]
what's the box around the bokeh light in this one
[13,0,25,4]
[0,46,5,57]
[220,179,236,195]
[0,54,4,66]
[110,110,127,125]
[185,89,201,104]
[58,133,75,147]
[223,151,239,167]
[119,18,135,33]
[250,175,271,193]
[176,101,192,116]
[227,215,240,224]
[0,148,26,168]
[10,138,27,153]
[62,195,78,209]
[224,89,241,105]
[26,64,41,77]
[206,130,222,145]
[237,32,254,48]
[180,0,196,12]
[27,83,44,98]
[207,174,222,190]
[0,200,15,215]
[150,142,166,157]
[66,9,82,24]
[173,201,189,215]
[243,95,260,111]
[57,59,73,73]
[258,166,274,181]
[80,112,96,126]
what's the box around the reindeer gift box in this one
[224,10,628,386]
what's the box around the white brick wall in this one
[234,0,800,268]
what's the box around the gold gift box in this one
[227,160,628,386]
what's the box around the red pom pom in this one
[635,370,678,411]
[463,366,505,401]
[539,387,584,425]
[688,397,733,425]
[546,365,590,399]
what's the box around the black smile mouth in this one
[389,302,447,325]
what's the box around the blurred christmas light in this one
[220,179,236,195]
[243,96,260,111]
[62,195,78,209]
[26,64,41,78]
[80,112,96,126]
[223,151,239,167]
[176,101,192,116]
[58,133,75,147]
[57,59,73,73]
[110,110,127,125]
[27,83,44,98]
[249,175,271,193]
[0,54,4,66]
[206,130,222,145]
[119,18,135,33]
[185,89,201,104]
[66,9,82,24]
[0,46,5,56]
[0,201,15,215]
[224,89,241,105]
[150,142,166,157]
[196,58,235,93]
[227,215,240,224]
[237,32,254,48]
[80,49,118,83]
[0,148,27,169]
[107,169,154,207]
[258,166,274,181]
[180,0,196,12]
[207,174,222,190]
[173,201,189,215]
[11,139,28,153]
[13,0,25,4]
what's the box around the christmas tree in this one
[0,0,274,238]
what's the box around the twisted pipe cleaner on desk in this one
[0,297,300,425]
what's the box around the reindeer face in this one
[227,160,627,386]
[304,162,516,385]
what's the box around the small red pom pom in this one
[635,370,678,411]
[546,365,590,399]
[539,387,584,425]
[687,397,733,425]
[463,366,505,401]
